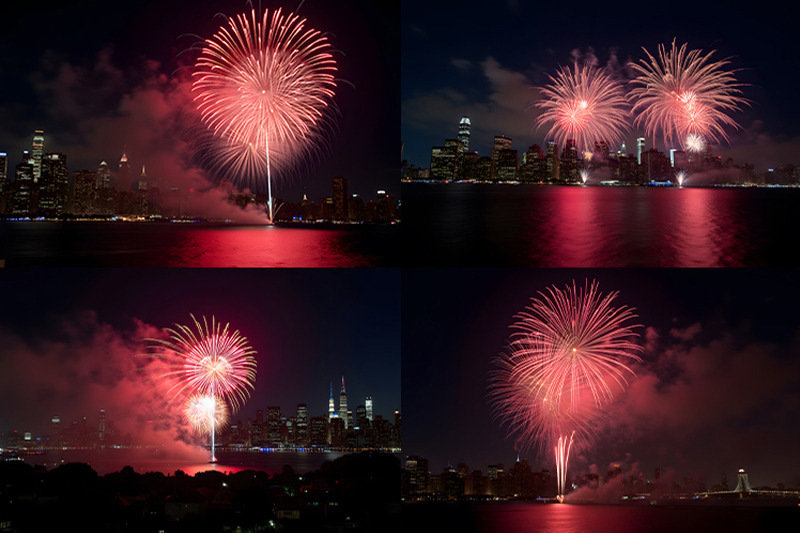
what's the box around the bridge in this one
[696,468,800,500]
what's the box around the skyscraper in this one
[96,161,111,190]
[296,404,308,447]
[12,156,34,215]
[118,147,131,190]
[39,153,68,217]
[332,176,348,221]
[365,396,373,422]
[356,405,367,428]
[31,130,44,180]
[137,165,148,191]
[637,137,646,165]
[491,136,512,180]
[0,152,7,182]
[339,376,348,429]
[457,116,471,152]
[328,382,335,420]
[0,152,8,209]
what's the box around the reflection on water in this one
[404,184,797,267]
[0,222,400,267]
[28,448,349,476]
[404,502,800,533]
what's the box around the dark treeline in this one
[0,451,399,532]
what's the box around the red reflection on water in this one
[527,187,748,266]
[165,226,373,267]
[538,188,611,265]
[665,188,721,266]
[474,503,656,533]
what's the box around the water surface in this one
[402,501,800,532]
[403,184,800,267]
[0,221,400,267]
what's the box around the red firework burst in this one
[192,8,338,213]
[536,63,631,154]
[629,39,749,150]
[147,315,257,461]
[148,315,258,411]
[489,280,643,498]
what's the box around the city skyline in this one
[1,0,400,203]
[408,115,793,186]
[0,132,401,223]
[0,269,401,448]
[402,268,800,489]
[402,1,800,175]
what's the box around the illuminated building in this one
[95,161,114,215]
[495,148,518,181]
[328,382,335,420]
[267,406,282,446]
[309,416,327,446]
[637,137,646,165]
[0,152,7,186]
[365,396,373,422]
[296,404,308,446]
[490,135,512,179]
[136,165,148,191]
[39,152,68,217]
[520,144,546,182]
[71,170,97,215]
[96,161,111,189]
[430,139,463,180]
[560,139,579,182]
[118,147,131,190]
[32,130,44,180]
[12,156,34,215]
[457,116,471,152]
[339,376,348,429]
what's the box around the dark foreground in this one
[0,451,400,532]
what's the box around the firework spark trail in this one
[628,39,748,151]
[147,315,257,461]
[556,432,575,502]
[489,280,643,501]
[536,63,630,154]
[193,8,338,221]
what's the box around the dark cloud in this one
[598,323,800,487]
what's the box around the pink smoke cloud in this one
[0,311,211,459]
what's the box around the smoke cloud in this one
[0,311,209,459]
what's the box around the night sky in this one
[402,268,800,489]
[0,268,400,442]
[402,0,800,173]
[0,0,399,203]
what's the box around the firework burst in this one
[489,280,643,500]
[684,133,705,153]
[536,63,630,154]
[184,394,229,434]
[146,314,257,461]
[629,39,748,151]
[193,7,338,221]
